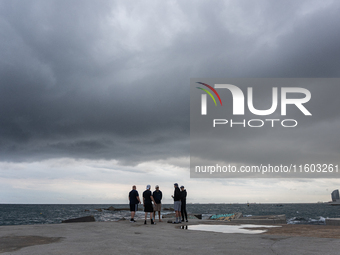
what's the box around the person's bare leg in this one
[131,211,135,219]
[158,211,162,221]
[176,211,179,222]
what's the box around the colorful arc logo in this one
[196,82,223,106]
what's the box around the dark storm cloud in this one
[1,0,340,166]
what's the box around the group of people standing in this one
[128,183,188,225]
[171,183,188,224]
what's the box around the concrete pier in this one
[1,220,340,254]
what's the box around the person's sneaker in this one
[130,219,136,222]
[181,218,184,222]
[186,220,188,222]
[144,220,147,225]
[172,221,179,224]
[151,219,156,225]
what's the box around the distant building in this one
[331,189,340,202]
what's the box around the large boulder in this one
[161,213,176,218]
[163,207,174,211]
[194,214,202,219]
[62,216,95,223]
[104,206,130,211]
[113,207,130,211]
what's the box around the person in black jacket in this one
[153,185,163,222]
[143,185,156,225]
[128,185,141,222]
[171,183,182,223]
[180,185,188,222]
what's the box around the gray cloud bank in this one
[1,0,340,166]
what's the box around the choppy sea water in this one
[0,203,339,226]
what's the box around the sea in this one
[1,203,339,226]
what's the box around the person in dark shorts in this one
[143,185,156,225]
[171,183,182,224]
[180,185,188,222]
[129,185,141,222]
[153,185,163,222]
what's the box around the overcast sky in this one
[1,0,340,204]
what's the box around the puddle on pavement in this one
[181,224,281,234]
